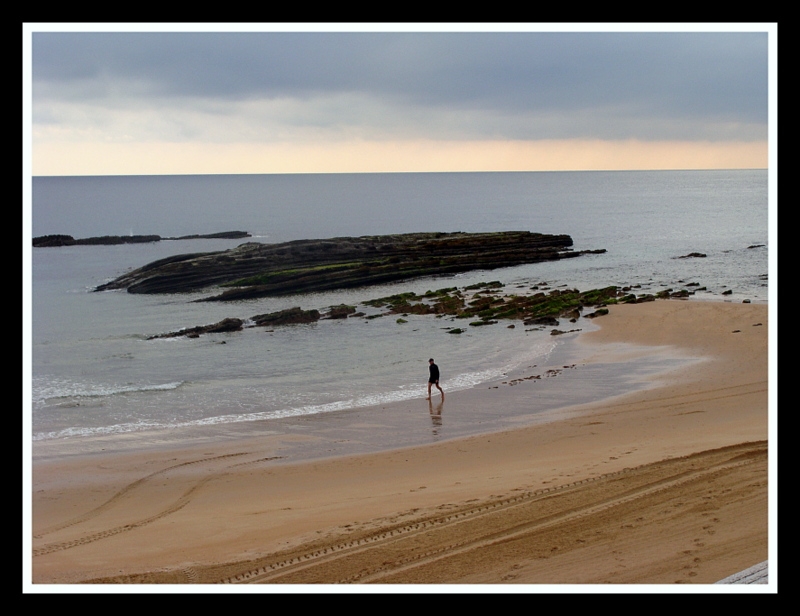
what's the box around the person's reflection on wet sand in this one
[428,397,443,437]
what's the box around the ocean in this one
[28,170,769,460]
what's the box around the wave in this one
[31,339,556,442]
[32,377,184,407]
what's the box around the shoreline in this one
[29,299,770,586]
[29,309,690,466]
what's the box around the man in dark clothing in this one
[427,358,444,401]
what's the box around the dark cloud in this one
[31,30,768,141]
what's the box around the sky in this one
[24,24,774,176]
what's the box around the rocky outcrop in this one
[147,317,244,339]
[34,234,161,247]
[33,231,250,247]
[147,306,334,338]
[143,275,712,340]
[165,231,250,240]
[523,316,560,326]
[31,235,76,247]
[95,231,602,300]
[366,284,622,327]
[145,282,683,340]
[252,307,321,327]
[323,305,357,319]
[253,304,367,326]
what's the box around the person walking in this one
[427,358,444,401]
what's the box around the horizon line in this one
[31,167,768,179]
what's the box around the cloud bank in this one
[28,28,770,174]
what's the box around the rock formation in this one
[147,317,244,339]
[95,231,604,300]
[251,307,322,327]
[34,234,161,247]
[145,285,629,340]
[33,231,250,247]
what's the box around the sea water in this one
[28,170,768,457]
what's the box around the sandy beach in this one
[29,299,770,586]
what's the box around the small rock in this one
[252,307,320,326]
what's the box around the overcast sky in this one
[25,26,773,175]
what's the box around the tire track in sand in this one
[213,441,765,584]
[33,453,284,556]
[34,453,248,539]
[33,475,214,556]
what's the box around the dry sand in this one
[29,300,770,587]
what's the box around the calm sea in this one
[28,170,768,459]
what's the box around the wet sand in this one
[29,300,770,586]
